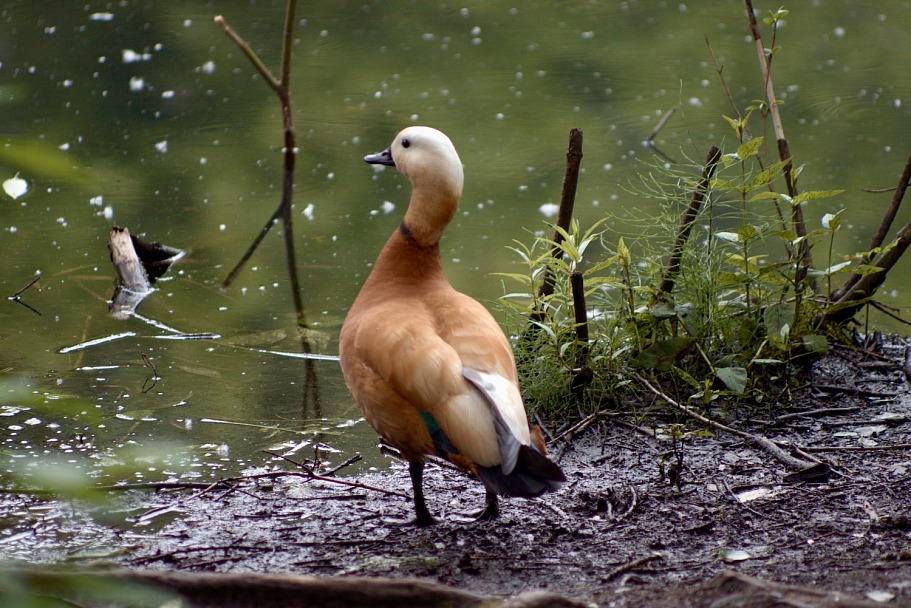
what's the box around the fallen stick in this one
[0,567,588,608]
[604,552,663,581]
[631,372,818,471]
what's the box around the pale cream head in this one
[365,126,465,246]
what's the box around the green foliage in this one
[0,568,176,608]
[502,125,872,420]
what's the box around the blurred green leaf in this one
[0,139,96,188]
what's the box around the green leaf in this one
[737,224,760,241]
[716,366,748,394]
[801,334,829,356]
[710,177,739,190]
[792,189,845,206]
[764,301,794,343]
[749,191,784,203]
[745,159,790,191]
[722,114,743,134]
[735,137,764,160]
[646,302,677,319]
[851,264,885,275]
[631,337,695,371]
[617,237,632,269]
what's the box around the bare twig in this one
[263,450,409,498]
[604,552,663,581]
[570,271,589,344]
[551,410,621,444]
[860,153,911,261]
[828,153,911,320]
[631,372,816,471]
[799,443,911,453]
[213,16,280,93]
[644,107,676,143]
[324,454,363,476]
[775,407,860,422]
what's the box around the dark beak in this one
[364,147,395,167]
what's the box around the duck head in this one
[365,126,465,246]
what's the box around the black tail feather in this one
[477,444,565,498]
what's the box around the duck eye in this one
[401,138,411,149]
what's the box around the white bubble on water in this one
[302,203,315,221]
[122,49,151,63]
[539,203,559,218]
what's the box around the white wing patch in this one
[462,368,531,474]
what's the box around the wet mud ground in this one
[3,340,911,606]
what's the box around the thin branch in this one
[534,128,584,306]
[279,0,296,90]
[215,1,320,415]
[214,15,281,93]
[832,153,911,303]
[743,0,814,284]
[657,146,722,297]
[631,372,817,471]
[705,34,790,239]
[263,451,409,498]
[604,553,663,581]
[826,156,911,323]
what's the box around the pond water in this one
[1,1,909,487]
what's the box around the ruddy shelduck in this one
[339,126,565,525]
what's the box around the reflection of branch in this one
[215,1,321,417]
[7,274,41,316]
[217,3,298,292]
[141,352,159,394]
[644,107,675,143]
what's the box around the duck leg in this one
[409,461,436,526]
[475,488,499,521]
